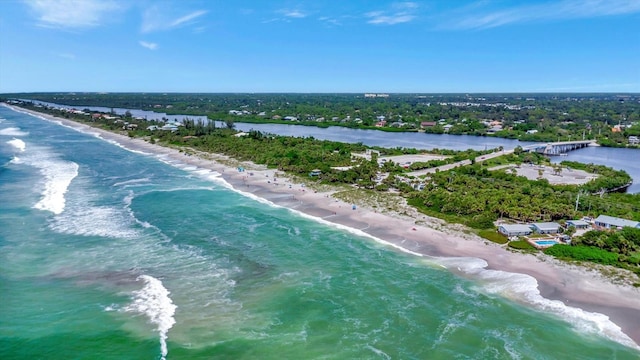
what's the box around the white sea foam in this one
[33,159,79,215]
[100,137,151,155]
[113,178,151,187]
[366,345,391,360]
[124,275,177,360]
[49,203,140,238]
[0,127,29,136]
[5,134,78,215]
[12,144,79,215]
[7,138,26,152]
[434,257,640,350]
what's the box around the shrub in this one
[509,240,536,250]
[479,230,508,244]
[544,245,619,266]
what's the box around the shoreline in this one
[5,104,640,349]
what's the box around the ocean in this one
[1,105,639,359]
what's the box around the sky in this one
[0,0,639,93]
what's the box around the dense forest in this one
[3,92,640,147]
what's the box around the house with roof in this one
[375,120,387,127]
[160,124,178,131]
[566,220,590,229]
[594,215,640,230]
[498,224,532,237]
[629,136,639,145]
[531,222,561,234]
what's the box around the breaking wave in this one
[124,275,177,360]
[7,138,26,152]
[33,158,79,215]
[435,257,639,350]
[10,142,79,215]
[0,127,29,136]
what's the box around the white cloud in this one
[23,0,122,29]
[139,41,158,50]
[141,7,208,33]
[365,2,418,25]
[449,0,640,30]
[170,10,208,27]
[281,9,307,18]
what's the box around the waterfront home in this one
[498,224,532,237]
[629,136,639,145]
[375,120,387,127]
[531,222,561,234]
[594,215,640,230]
[160,124,178,131]
[566,220,590,229]
[420,121,436,128]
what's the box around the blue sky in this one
[1,0,639,93]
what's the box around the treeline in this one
[408,161,640,229]
[6,92,640,147]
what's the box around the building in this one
[498,224,532,237]
[566,220,590,229]
[531,222,561,234]
[594,215,640,229]
[629,136,639,145]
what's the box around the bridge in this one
[522,140,596,156]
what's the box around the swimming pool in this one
[534,240,558,246]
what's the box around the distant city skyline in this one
[1,0,639,93]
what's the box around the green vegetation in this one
[508,240,536,250]
[545,227,640,276]
[409,160,639,226]
[4,92,640,147]
[560,161,632,193]
[478,230,508,244]
[544,245,620,266]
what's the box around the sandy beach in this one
[8,104,640,348]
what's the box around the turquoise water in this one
[1,106,639,359]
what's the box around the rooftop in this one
[594,215,640,228]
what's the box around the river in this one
[24,100,640,193]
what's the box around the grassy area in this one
[478,230,508,244]
[407,197,476,226]
[508,240,536,250]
